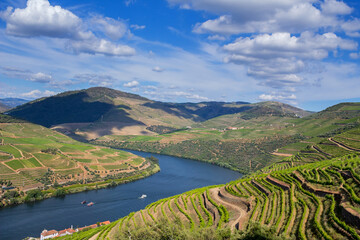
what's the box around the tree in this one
[54,188,67,198]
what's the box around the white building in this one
[40,229,58,240]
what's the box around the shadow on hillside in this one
[142,102,201,121]
[8,92,147,130]
[142,102,252,121]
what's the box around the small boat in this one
[81,200,87,204]
[87,202,94,207]
[139,194,147,199]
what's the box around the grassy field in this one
[0,122,153,194]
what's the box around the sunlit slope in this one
[94,102,360,173]
[0,115,155,191]
[6,87,253,139]
[60,128,360,240]
[6,87,311,141]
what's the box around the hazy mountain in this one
[0,98,28,108]
[0,103,9,113]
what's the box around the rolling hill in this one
[58,125,360,240]
[6,87,310,140]
[8,87,359,174]
[0,114,159,208]
[93,102,360,173]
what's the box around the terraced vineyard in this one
[59,126,360,240]
[0,121,159,207]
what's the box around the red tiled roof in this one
[58,228,76,235]
[100,221,110,225]
[41,230,58,237]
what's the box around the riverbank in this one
[91,140,246,174]
[0,150,242,240]
[0,162,160,209]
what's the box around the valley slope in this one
[59,122,360,240]
[0,114,159,208]
[7,87,314,173]
[93,102,360,173]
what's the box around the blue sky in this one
[0,0,359,111]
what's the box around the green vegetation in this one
[0,121,159,208]
[3,89,360,239]
[71,118,360,240]
[93,102,360,174]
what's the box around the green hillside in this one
[59,126,360,240]
[0,115,159,208]
[6,87,309,140]
[93,102,360,173]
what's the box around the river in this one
[0,150,242,240]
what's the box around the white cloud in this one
[223,32,357,89]
[21,89,56,99]
[130,24,146,30]
[73,73,116,87]
[152,66,164,72]
[2,67,53,83]
[123,80,139,88]
[172,0,351,35]
[70,39,135,56]
[29,72,53,83]
[342,19,360,37]
[321,0,353,15]
[258,93,297,101]
[1,0,85,39]
[0,0,135,57]
[90,16,127,40]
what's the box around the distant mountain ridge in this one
[7,87,311,139]
[0,98,28,108]
[0,103,9,113]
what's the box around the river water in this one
[0,150,242,240]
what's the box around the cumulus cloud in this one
[70,39,135,56]
[172,0,352,35]
[223,32,357,89]
[1,0,85,39]
[321,0,353,15]
[2,67,53,83]
[123,80,139,88]
[0,0,135,57]
[21,89,56,99]
[152,66,164,72]
[342,19,360,37]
